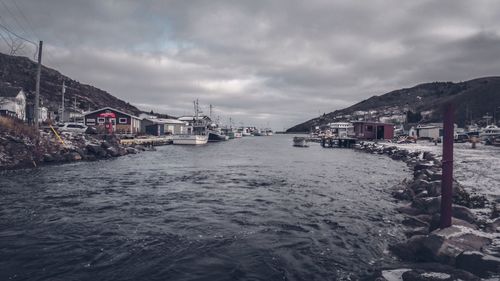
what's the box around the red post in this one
[440,103,454,228]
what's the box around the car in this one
[58,123,88,133]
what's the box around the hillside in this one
[0,52,140,116]
[287,77,500,132]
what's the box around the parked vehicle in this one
[454,133,469,143]
[58,123,88,133]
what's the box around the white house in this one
[0,84,26,120]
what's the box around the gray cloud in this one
[1,0,500,129]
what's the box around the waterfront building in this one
[84,107,141,134]
[352,121,394,140]
[141,118,187,136]
[0,84,26,121]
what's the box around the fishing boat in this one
[172,134,208,145]
[173,100,209,145]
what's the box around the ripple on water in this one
[0,136,410,280]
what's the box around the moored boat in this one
[293,137,308,147]
[172,134,208,145]
[173,99,209,145]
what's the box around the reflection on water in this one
[0,135,410,280]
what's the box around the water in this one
[0,135,410,280]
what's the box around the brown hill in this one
[0,52,140,116]
[287,77,500,132]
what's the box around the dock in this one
[120,136,173,146]
[293,136,356,148]
[320,137,356,148]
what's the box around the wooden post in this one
[440,103,454,228]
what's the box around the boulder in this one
[100,141,112,149]
[43,153,54,163]
[455,251,500,278]
[452,205,476,224]
[412,197,441,214]
[401,269,479,281]
[390,226,491,264]
[393,188,415,201]
[62,151,82,162]
[425,181,442,197]
[106,147,120,157]
[405,227,430,238]
[86,144,107,158]
[428,214,478,232]
[403,216,430,228]
[397,204,423,216]
[134,145,146,151]
[126,147,138,154]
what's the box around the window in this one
[97,117,105,124]
[366,125,373,132]
[119,118,128,124]
[86,118,95,124]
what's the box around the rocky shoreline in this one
[354,142,500,280]
[0,129,153,171]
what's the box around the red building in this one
[84,107,141,134]
[352,121,394,140]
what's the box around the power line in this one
[8,0,39,40]
[0,21,36,46]
[0,0,30,40]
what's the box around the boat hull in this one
[208,131,229,142]
[172,135,208,145]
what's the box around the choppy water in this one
[0,135,410,280]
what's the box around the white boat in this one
[173,99,209,145]
[172,134,208,145]
[234,132,243,138]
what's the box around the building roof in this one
[84,107,140,119]
[144,118,186,124]
[0,84,23,98]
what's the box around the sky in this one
[1,0,500,130]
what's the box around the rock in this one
[106,147,120,157]
[428,214,478,232]
[401,268,479,281]
[62,152,82,162]
[409,179,432,193]
[425,181,442,197]
[101,141,112,149]
[43,153,54,162]
[424,170,442,181]
[126,147,137,154]
[403,216,430,228]
[397,204,423,216]
[423,151,435,161]
[412,197,441,214]
[452,205,476,224]
[455,251,500,278]
[86,144,107,158]
[393,188,415,201]
[414,163,436,172]
[405,227,430,238]
[134,144,146,151]
[390,226,491,264]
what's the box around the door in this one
[376,126,385,139]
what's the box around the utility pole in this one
[73,95,77,122]
[440,102,454,229]
[61,80,65,122]
[34,40,43,129]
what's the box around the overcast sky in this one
[1,0,500,129]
